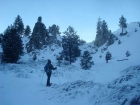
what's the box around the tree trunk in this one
[69,41,72,65]
[122,27,123,33]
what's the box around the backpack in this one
[44,64,51,73]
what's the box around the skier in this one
[44,59,57,86]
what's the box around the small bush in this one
[120,31,128,36]
[105,51,112,63]
[126,51,130,57]
[118,40,121,44]
[80,51,94,70]
[33,53,37,61]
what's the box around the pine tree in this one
[61,26,80,64]
[0,33,3,43]
[49,24,60,36]
[126,51,130,57]
[94,17,102,47]
[79,39,86,45]
[118,40,121,44]
[96,17,102,37]
[13,15,24,35]
[1,26,23,63]
[56,54,63,66]
[33,53,37,61]
[105,51,112,63]
[107,30,114,46]
[24,25,31,36]
[119,15,127,34]
[26,16,47,52]
[80,50,94,70]
[47,24,61,45]
[101,20,108,40]
[94,18,109,47]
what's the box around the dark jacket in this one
[48,63,56,71]
[44,62,56,73]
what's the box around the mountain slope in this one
[0,22,140,105]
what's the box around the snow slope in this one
[0,22,140,105]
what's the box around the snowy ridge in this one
[113,22,139,35]
[20,22,140,65]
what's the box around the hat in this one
[48,59,51,64]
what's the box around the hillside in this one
[0,22,140,105]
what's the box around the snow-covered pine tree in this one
[13,15,24,36]
[56,54,63,66]
[47,24,61,45]
[1,26,23,63]
[24,25,31,36]
[49,24,60,36]
[118,40,121,44]
[105,51,112,63]
[94,17,102,47]
[126,51,130,57]
[80,50,94,70]
[138,22,140,27]
[79,39,86,45]
[26,16,47,52]
[33,53,37,61]
[101,20,108,40]
[0,33,3,43]
[107,30,114,46]
[61,26,80,64]
[94,18,109,47]
[119,15,127,34]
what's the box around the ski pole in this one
[57,68,60,84]
[41,72,45,84]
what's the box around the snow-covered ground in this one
[0,22,140,105]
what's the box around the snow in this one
[56,34,62,42]
[0,22,140,105]
[49,33,53,36]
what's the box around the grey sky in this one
[0,0,140,42]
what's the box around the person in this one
[44,59,57,86]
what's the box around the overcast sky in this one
[0,0,140,42]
